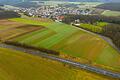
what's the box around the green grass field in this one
[10,18,120,71]
[0,48,114,80]
[102,10,120,17]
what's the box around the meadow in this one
[8,18,120,72]
[0,48,115,80]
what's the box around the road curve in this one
[0,43,120,79]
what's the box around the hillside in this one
[96,3,120,11]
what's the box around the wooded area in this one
[62,14,120,24]
[102,24,120,48]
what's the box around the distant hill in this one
[0,0,120,3]
[96,3,120,11]
[0,0,120,5]
[0,10,21,19]
[13,1,40,8]
[0,0,21,5]
[27,0,120,2]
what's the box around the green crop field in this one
[10,18,120,72]
[0,48,114,80]
[102,10,120,17]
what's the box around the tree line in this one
[62,14,120,25]
[102,24,120,49]
[5,41,60,55]
[96,3,120,11]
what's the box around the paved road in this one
[0,43,120,79]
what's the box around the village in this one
[0,2,93,21]
[19,6,92,21]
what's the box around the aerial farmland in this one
[0,16,120,80]
[0,0,120,80]
[3,17,119,72]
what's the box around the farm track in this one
[0,43,120,79]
